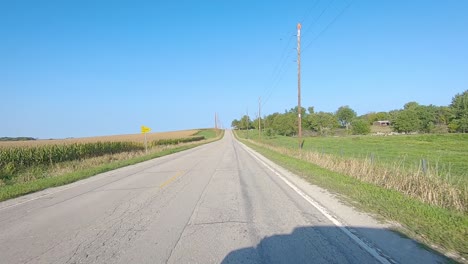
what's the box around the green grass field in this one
[247,132,468,183]
[235,131,468,260]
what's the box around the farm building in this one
[373,120,391,126]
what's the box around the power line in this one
[299,0,321,24]
[262,52,295,108]
[260,34,296,108]
[258,0,349,117]
[261,34,294,101]
[269,35,294,84]
[302,0,352,53]
[302,0,336,38]
[260,0,332,110]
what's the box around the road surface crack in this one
[191,220,251,226]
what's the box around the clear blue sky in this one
[1,0,467,138]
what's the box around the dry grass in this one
[0,129,200,148]
[250,140,467,213]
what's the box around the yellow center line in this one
[159,170,185,189]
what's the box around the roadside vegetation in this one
[0,129,223,201]
[232,90,468,260]
[239,132,467,210]
[236,131,467,261]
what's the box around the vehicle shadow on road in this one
[220,226,449,264]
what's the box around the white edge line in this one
[240,142,392,264]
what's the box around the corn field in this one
[0,130,199,148]
[0,142,144,176]
[0,129,217,184]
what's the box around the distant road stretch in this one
[0,131,443,264]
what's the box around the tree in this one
[307,112,339,135]
[392,109,420,133]
[271,112,297,136]
[239,115,253,130]
[404,101,419,110]
[288,106,307,131]
[264,113,279,131]
[336,106,357,130]
[388,109,400,123]
[252,117,262,130]
[289,106,306,116]
[458,115,468,133]
[415,105,437,133]
[449,90,468,133]
[435,106,452,125]
[351,119,371,135]
[231,119,240,129]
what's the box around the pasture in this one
[238,131,467,212]
[253,133,468,182]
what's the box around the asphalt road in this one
[0,131,445,264]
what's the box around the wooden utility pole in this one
[258,97,261,138]
[246,108,249,139]
[297,23,302,149]
[215,112,217,129]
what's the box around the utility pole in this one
[215,112,217,129]
[297,23,302,149]
[258,97,261,139]
[246,108,249,139]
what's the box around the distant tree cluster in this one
[231,90,468,136]
[0,137,36,141]
[231,115,255,131]
[385,90,468,133]
[232,106,363,136]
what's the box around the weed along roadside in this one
[234,130,468,261]
[0,129,224,202]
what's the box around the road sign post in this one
[141,125,151,154]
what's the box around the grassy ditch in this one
[255,133,468,185]
[245,132,467,213]
[0,129,224,202]
[235,131,467,260]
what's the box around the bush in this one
[351,119,371,135]
[265,128,274,137]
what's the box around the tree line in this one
[0,137,36,141]
[231,90,468,136]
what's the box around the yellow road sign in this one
[141,125,151,134]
